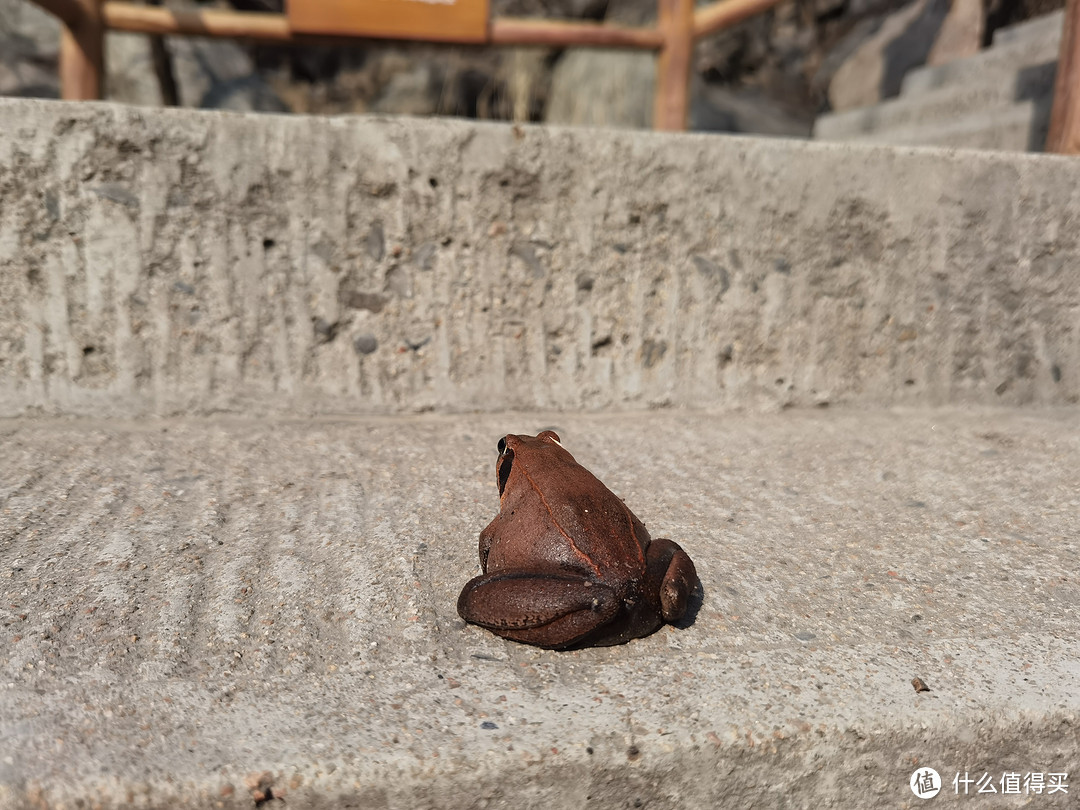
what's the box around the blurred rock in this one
[372,62,438,116]
[927,0,984,66]
[0,0,59,98]
[106,33,163,106]
[691,77,813,137]
[171,37,288,112]
[545,49,654,128]
[828,0,950,111]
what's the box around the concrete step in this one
[820,99,1052,152]
[991,8,1066,46]
[4,98,1080,418]
[2,409,1080,808]
[901,21,1061,96]
[814,61,1056,140]
[4,92,1080,810]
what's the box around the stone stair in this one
[3,97,1080,810]
[814,10,1064,151]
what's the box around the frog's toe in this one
[646,538,699,622]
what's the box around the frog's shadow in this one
[671,579,705,631]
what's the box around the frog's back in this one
[516,451,649,582]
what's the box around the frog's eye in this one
[497,437,507,455]
[538,430,562,446]
[497,449,513,495]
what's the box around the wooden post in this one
[1046,0,1080,154]
[59,0,104,100]
[653,0,694,131]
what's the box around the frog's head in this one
[495,431,567,496]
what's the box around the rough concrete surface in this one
[2,98,1080,419]
[2,409,1079,808]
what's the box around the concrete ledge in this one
[2,99,1080,417]
[2,409,1079,808]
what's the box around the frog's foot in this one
[457,572,619,649]
[646,538,699,622]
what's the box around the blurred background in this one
[0,0,1067,140]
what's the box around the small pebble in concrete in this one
[92,184,139,209]
[641,339,667,369]
[510,242,546,279]
[366,223,385,261]
[912,677,931,693]
[339,290,388,313]
[313,318,338,343]
[353,334,378,355]
[414,242,437,271]
[481,721,498,730]
[691,255,731,296]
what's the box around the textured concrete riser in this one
[3,91,1080,810]
[2,99,1080,418]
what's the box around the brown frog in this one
[457,431,698,649]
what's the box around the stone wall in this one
[1,98,1078,417]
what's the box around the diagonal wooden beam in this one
[694,0,785,40]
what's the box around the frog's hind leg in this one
[457,572,619,649]
[645,538,698,622]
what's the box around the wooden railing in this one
[25,0,1080,149]
[28,0,791,130]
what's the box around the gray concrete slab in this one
[2,408,1079,808]
[3,99,1080,419]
